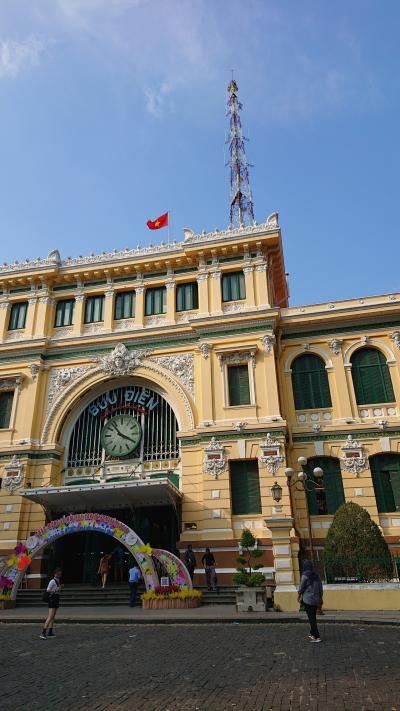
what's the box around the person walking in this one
[128,563,141,607]
[40,568,62,640]
[201,547,217,591]
[298,560,323,643]
[183,544,196,582]
[98,553,112,589]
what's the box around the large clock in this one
[101,415,142,458]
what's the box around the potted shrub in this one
[323,502,394,583]
[234,528,266,612]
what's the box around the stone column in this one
[0,300,10,342]
[210,270,222,315]
[197,273,209,317]
[243,265,256,308]
[265,515,299,611]
[104,289,115,331]
[166,280,176,324]
[73,293,85,336]
[134,286,145,328]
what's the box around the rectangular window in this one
[84,295,104,324]
[145,287,166,316]
[176,282,198,312]
[114,291,135,320]
[0,391,14,429]
[230,460,262,515]
[8,302,28,330]
[227,364,251,406]
[54,299,75,327]
[221,271,246,302]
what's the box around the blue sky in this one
[0,0,399,305]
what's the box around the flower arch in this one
[0,513,192,602]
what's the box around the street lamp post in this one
[276,457,324,565]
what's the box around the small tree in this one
[323,502,393,582]
[233,528,265,587]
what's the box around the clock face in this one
[101,415,142,458]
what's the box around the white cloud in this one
[0,37,45,79]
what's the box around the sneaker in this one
[39,634,47,640]
[310,637,322,643]
[47,632,56,638]
[307,634,314,639]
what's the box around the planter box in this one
[235,586,266,612]
[142,597,201,610]
[0,599,15,610]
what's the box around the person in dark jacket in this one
[298,560,323,642]
[201,548,217,591]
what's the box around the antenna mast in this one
[227,78,255,228]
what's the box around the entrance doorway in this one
[44,505,178,584]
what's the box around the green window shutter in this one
[230,461,262,515]
[371,454,400,513]
[306,457,344,516]
[228,365,250,406]
[85,296,104,323]
[145,287,166,315]
[291,354,331,410]
[9,302,28,330]
[55,300,74,327]
[115,291,134,320]
[0,392,14,429]
[176,283,197,312]
[221,272,246,302]
[351,348,394,404]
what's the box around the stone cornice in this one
[0,218,279,278]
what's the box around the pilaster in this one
[134,286,145,328]
[73,293,85,336]
[0,300,10,341]
[197,273,209,317]
[210,270,222,315]
[34,296,54,338]
[265,515,299,611]
[243,264,256,308]
[104,289,115,331]
[166,280,176,324]
[254,262,269,307]
[196,343,214,425]
[25,296,37,337]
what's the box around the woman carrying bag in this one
[298,560,323,643]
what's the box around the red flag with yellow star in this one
[147,212,169,230]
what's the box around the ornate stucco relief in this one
[150,354,194,397]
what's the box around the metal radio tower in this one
[227,79,255,228]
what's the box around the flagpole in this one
[168,209,171,244]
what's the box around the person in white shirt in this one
[128,564,141,607]
[40,568,62,640]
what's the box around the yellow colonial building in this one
[1,213,400,605]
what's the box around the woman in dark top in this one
[298,560,323,642]
[201,548,217,591]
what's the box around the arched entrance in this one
[1,513,192,602]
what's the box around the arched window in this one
[370,454,400,513]
[291,354,332,410]
[305,456,345,516]
[351,348,394,405]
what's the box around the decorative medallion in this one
[204,437,226,479]
[3,455,24,494]
[260,433,284,475]
[92,343,152,377]
[340,435,367,476]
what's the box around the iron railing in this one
[317,556,400,584]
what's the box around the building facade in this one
[1,214,400,594]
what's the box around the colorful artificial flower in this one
[139,543,153,556]
[17,555,32,571]
[6,555,17,567]
[14,543,28,555]
[113,528,124,538]
[0,575,13,590]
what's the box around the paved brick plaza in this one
[1,623,399,710]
